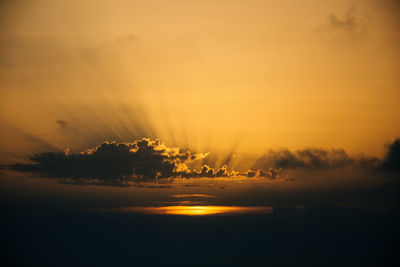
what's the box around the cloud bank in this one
[252,148,380,171]
[379,138,400,173]
[9,138,279,185]
[8,138,400,186]
[11,139,201,180]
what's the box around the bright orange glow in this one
[108,206,273,215]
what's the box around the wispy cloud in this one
[253,148,379,170]
[320,7,371,39]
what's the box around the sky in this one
[0,0,399,205]
[1,0,399,166]
[0,0,400,208]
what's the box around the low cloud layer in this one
[12,139,202,181]
[253,148,380,171]
[7,138,400,186]
[379,138,400,173]
[9,138,279,185]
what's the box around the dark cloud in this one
[8,138,399,186]
[245,168,280,179]
[323,7,370,37]
[10,138,207,184]
[252,148,379,171]
[379,138,400,173]
[329,8,358,31]
[56,119,67,128]
[8,138,281,185]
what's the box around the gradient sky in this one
[1,0,399,164]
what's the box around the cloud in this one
[329,8,359,32]
[8,138,399,187]
[379,138,400,173]
[10,138,206,183]
[252,148,379,171]
[245,168,280,179]
[8,138,281,185]
[56,119,67,128]
[321,7,370,38]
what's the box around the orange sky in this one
[1,0,399,164]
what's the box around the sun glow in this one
[105,206,274,216]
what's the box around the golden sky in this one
[1,0,399,163]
